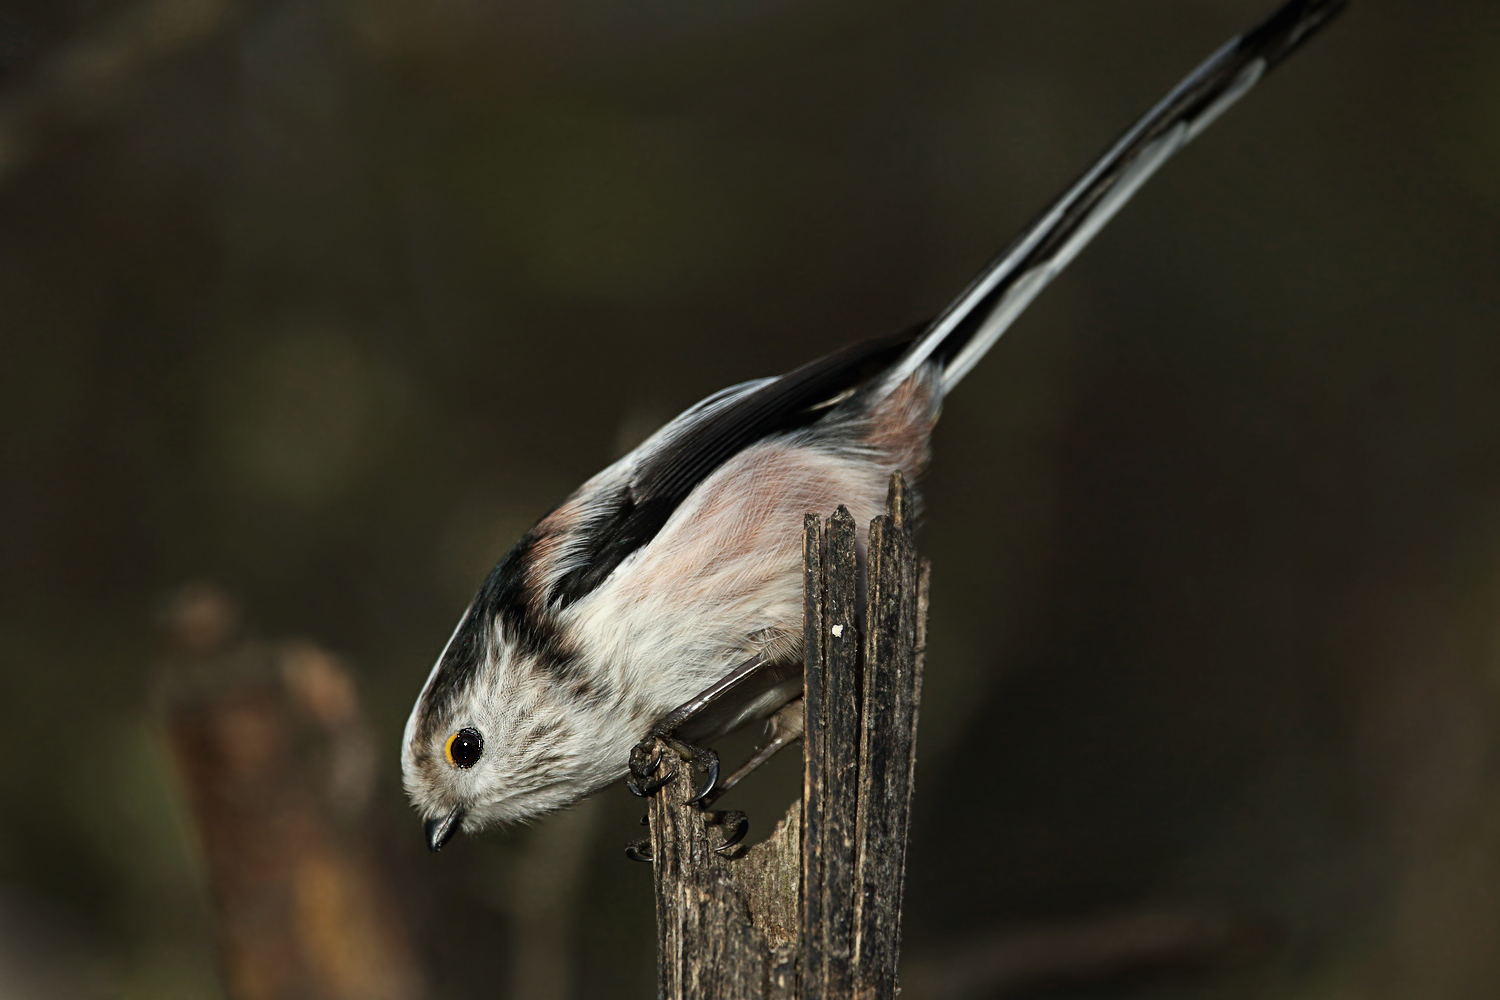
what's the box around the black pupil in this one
[451,728,483,768]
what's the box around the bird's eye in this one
[444,728,484,769]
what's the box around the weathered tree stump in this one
[648,473,929,999]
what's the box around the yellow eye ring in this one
[444,728,484,769]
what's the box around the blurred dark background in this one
[4,0,1500,997]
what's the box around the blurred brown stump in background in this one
[156,583,427,1000]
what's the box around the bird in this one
[403,0,1347,852]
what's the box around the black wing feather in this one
[549,326,921,607]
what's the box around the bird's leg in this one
[625,655,803,860]
[627,654,802,804]
[695,698,805,810]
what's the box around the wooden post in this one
[649,473,929,998]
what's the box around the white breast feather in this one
[560,439,894,716]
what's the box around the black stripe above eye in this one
[419,530,578,733]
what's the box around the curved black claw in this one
[625,839,654,863]
[684,745,721,805]
[627,742,675,798]
[708,810,749,855]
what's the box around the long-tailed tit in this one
[404,0,1346,851]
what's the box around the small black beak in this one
[425,806,465,852]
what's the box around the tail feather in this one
[883,0,1347,398]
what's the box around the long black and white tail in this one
[883,0,1347,398]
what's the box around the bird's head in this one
[401,552,611,850]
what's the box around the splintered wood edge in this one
[818,505,862,995]
[801,512,828,992]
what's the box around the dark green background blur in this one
[4,0,1500,997]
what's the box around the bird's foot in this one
[706,809,750,856]
[623,808,748,863]
[626,735,720,804]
